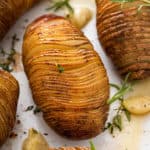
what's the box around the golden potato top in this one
[23,14,109,139]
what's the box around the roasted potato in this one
[96,0,150,80]
[0,0,38,40]
[0,70,19,146]
[22,14,109,139]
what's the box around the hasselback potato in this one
[0,70,19,146]
[23,14,109,139]
[96,0,150,80]
[0,0,38,40]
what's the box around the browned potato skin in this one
[96,0,150,80]
[0,70,19,146]
[23,14,109,139]
[0,0,38,40]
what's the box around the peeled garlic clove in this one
[68,7,93,29]
[22,128,49,150]
[123,96,150,115]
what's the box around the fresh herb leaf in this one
[105,101,131,135]
[112,0,135,2]
[0,34,19,72]
[65,1,74,13]
[137,3,150,13]
[105,73,132,135]
[25,105,34,111]
[113,114,122,131]
[46,0,74,14]
[124,108,131,121]
[57,64,64,73]
[104,122,114,134]
[107,85,131,104]
[0,48,16,72]
[7,49,16,64]
[33,107,41,114]
[111,0,150,13]
[105,114,123,134]
[0,48,6,56]
[11,34,19,50]
[110,83,120,91]
[141,0,150,3]
[107,73,132,104]
[123,72,131,85]
[89,141,96,150]
[0,63,12,72]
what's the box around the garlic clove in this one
[67,7,93,29]
[123,96,150,115]
[22,128,49,150]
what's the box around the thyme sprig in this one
[107,73,132,104]
[0,48,16,72]
[105,73,132,134]
[11,34,19,50]
[105,102,131,134]
[33,107,41,114]
[137,3,150,13]
[46,0,74,14]
[0,34,19,72]
[89,141,96,150]
[57,64,64,73]
[111,0,135,8]
[141,0,150,3]
[111,0,150,13]
[25,105,34,111]
[111,0,134,2]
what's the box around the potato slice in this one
[123,96,150,115]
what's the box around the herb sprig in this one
[57,64,64,73]
[111,0,150,13]
[107,73,132,104]
[105,103,131,134]
[25,105,41,114]
[46,0,74,14]
[89,141,96,150]
[141,0,150,3]
[25,105,34,111]
[105,73,132,134]
[111,0,134,2]
[0,34,19,72]
[33,107,41,114]
[11,34,19,50]
[137,3,150,13]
